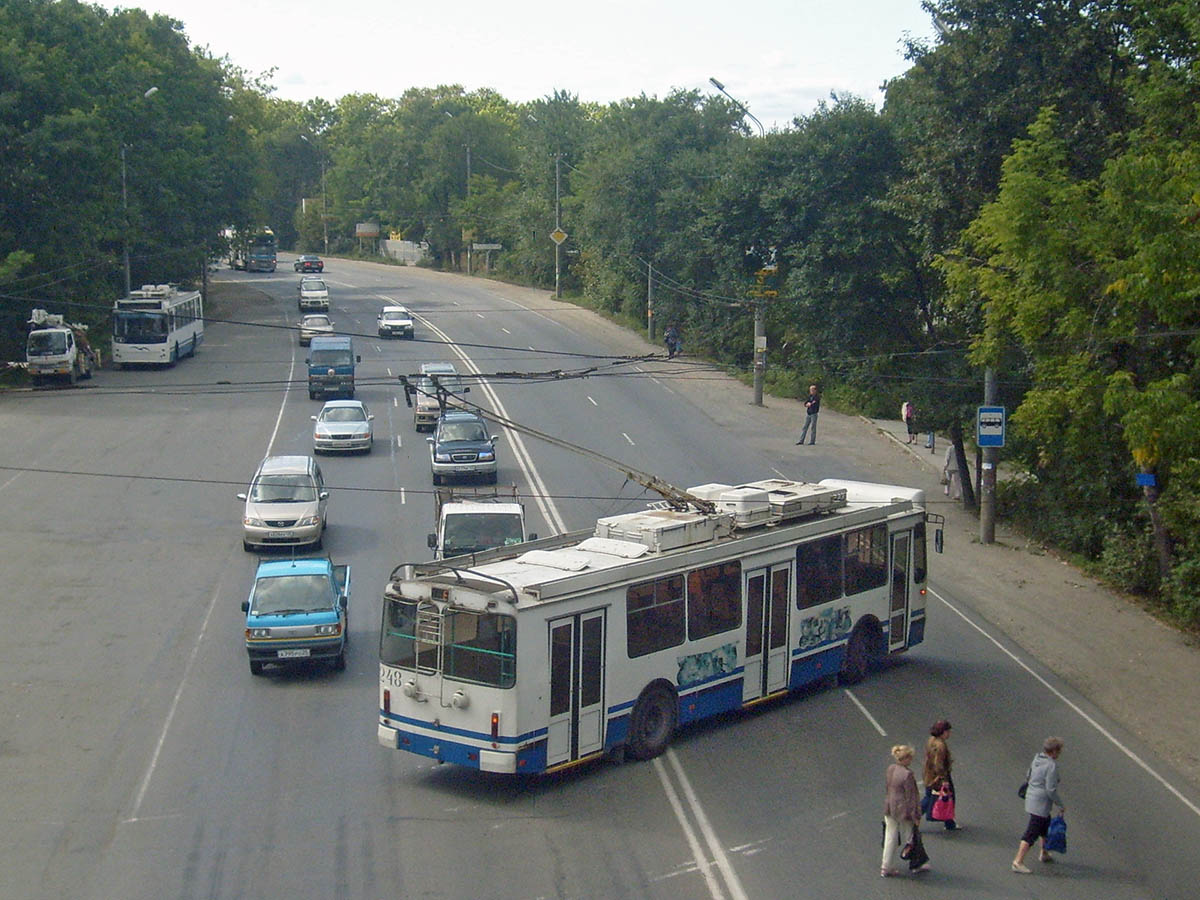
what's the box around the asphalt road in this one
[2,256,1198,899]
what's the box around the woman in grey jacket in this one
[1012,737,1066,873]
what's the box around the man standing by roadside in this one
[796,384,821,445]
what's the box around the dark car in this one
[428,410,500,485]
[294,255,324,273]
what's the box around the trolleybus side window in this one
[796,535,842,610]
[626,575,684,658]
[844,524,888,595]
[687,561,742,640]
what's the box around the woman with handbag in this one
[923,719,959,830]
[881,744,931,877]
[1012,737,1066,874]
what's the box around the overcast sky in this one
[127,0,937,127]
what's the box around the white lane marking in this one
[128,314,298,821]
[666,749,750,900]
[931,587,1200,819]
[587,396,598,406]
[411,314,567,535]
[386,368,393,377]
[771,467,788,480]
[476,313,485,319]
[843,689,887,736]
[396,435,403,449]
[126,565,232,822]
[653,758,726,900]
[501,327,511,335]
[0,470,23,494]
[622,432,635,446]
[414,306,739,891]
[400,488,406,505]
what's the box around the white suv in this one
[238,455,328,551]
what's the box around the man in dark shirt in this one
[797,384,820,445]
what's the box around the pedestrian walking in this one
[942,445,962,499]
[923,719,959,830]
[664,324,681,359]
[796,384,820,445]
[881,744,930,877]
[902,401,918,444]
[1012,737,1066,874]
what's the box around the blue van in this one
[242,557,350,675]
[307,335,360,399]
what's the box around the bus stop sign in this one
[977,406,1006,448]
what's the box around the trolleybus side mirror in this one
[935,527,944,553]
[427,533,437,549]
[241,601,249,612]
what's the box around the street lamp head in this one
[143,86,159,98]
[708,77,725,91]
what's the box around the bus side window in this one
[843,524,888,595]
[796,535,842,610]
[686,562,742,640]
[626,575,684,658]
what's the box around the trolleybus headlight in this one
[450,690,469,709]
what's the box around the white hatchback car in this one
[238,455,328,551]
[312,400,374,454]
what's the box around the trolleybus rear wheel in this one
[627,683,677,760]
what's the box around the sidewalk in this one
[496,281,1200,789]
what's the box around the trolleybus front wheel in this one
[627,682,677,760]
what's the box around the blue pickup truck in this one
[241,558,350,675]
[307,335,360,400]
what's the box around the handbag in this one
[931,786,955,822]
[902,827,930,869]
[1018,781,1028,799]
[1044,815,1067,853]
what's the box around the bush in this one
[1162,558,1200,630]
[1096,523,1160,596]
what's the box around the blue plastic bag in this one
[1045,814,1067,854]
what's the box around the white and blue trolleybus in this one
[378,477,941,774]
[112,284,204,367]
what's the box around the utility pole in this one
[748,266,776,407]
[554,154,562,299]
[465,143,473,276]
[646,262,655,341]
[980,367,998,543]
[121,145,130,297]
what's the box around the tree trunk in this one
[950,421,977,511]
[1141,477,1174,583]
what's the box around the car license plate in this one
[277,648,310,659]
[273,531,293,538]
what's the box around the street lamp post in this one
[708,77,764,137]
[121,86,158,297]
[300,134,329,253]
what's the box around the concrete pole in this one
[980,366,997,544]
[554,154,562,299]
[121,145,130,297]
[647,262,655,341]
[752,300,765,406]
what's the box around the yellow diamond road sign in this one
[550,228,568,245]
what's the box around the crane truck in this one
[25,309,98,385]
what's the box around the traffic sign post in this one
[977,405,1005,448]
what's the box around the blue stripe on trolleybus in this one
[381,710,547,746]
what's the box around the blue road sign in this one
[978,405,1006,448]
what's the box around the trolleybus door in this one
[888,532,912,652]
[743,564,791,702]
[546,609,606,767]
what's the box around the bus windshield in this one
[443,513,523,555]
[114,312,168,343]
[381,599,515,688]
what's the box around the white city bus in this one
[378,477,940,774]
[112,284,204,366]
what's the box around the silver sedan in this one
[298,314,334,345]
[311,400,374,454]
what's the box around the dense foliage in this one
[2,0,1198,623]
